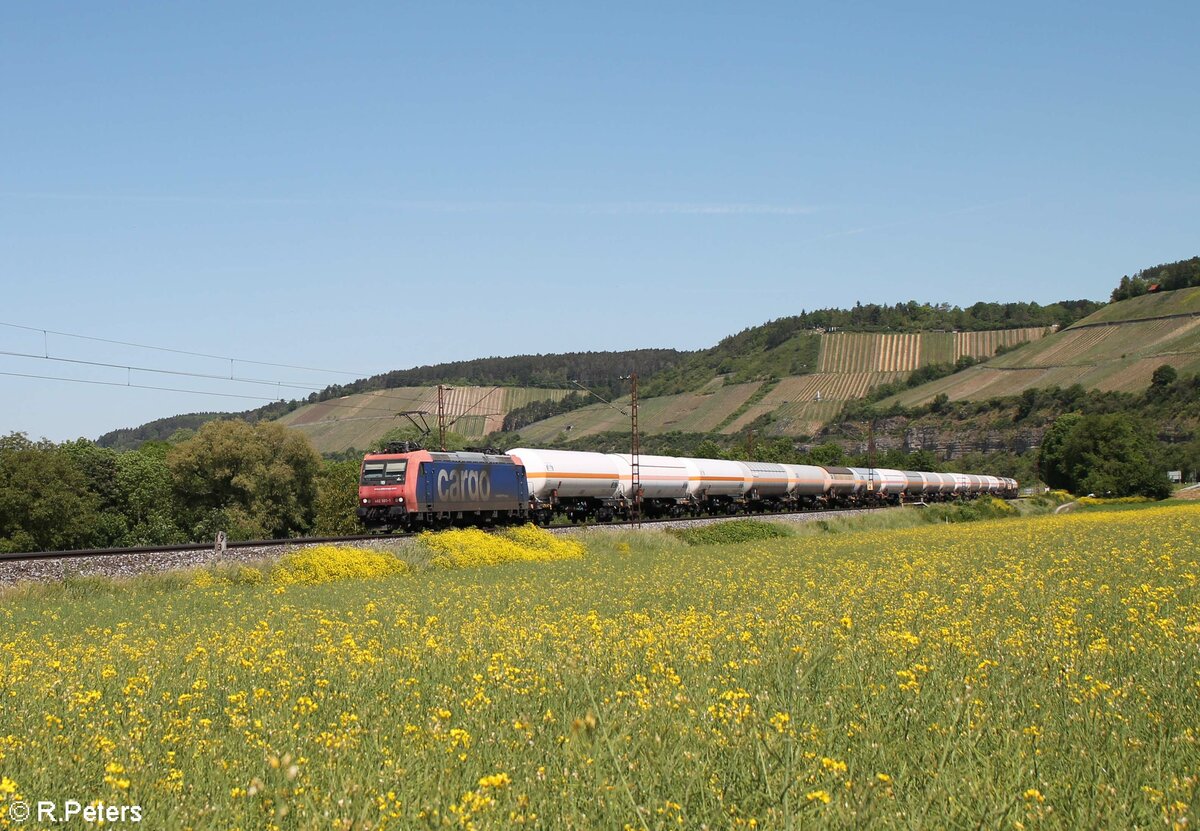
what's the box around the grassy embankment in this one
[1,506,1198,829]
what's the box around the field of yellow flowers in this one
[1,507,1198,829]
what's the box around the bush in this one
[420,525,585,569]
[924,496,1017,523]
[272,545,409,584]
[671,519,793,546]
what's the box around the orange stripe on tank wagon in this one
[527,472,690,481]
[526,472,826,485]
[526,472,617,479]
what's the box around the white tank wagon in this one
[932,473,958,497]
[682,457,751,499]
[874,468,910,502]
[824,466,861,502]
[935,472,960,499]
[506,447,623,522]
[847,468,882,502]
[736,461,827,511]
[742,461,791,499]
[782,464,833,500]
[608,453,696,502]
[902,470,930,498]
[498,446,1015,524]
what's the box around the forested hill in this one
[96,403,299,452]
[98,298,1100,450]
[641,298,1101,396]
[308,349,685,404]
[1110,256,1200,301]
[293,300,1104,407]
[761,299,1102,333]
[97,350,685,450]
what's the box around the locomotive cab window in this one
[361,460,407,485]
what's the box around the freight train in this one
[356,443,1018,532]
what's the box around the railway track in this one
[0,505,891,566]
[0,533,390,563]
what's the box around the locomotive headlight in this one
[361,498,368,504]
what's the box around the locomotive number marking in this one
[437,468,492,501]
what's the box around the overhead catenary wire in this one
[0,320,449,417]
[0,349,329,392]
[0,370,295,402]
[289,414,403,426]
[569,378,629,416]
[0,320,369,377]
[446,386,505,429]
[0,319,533,427]
[0,370,436,418]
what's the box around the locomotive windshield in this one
[361,459,407,485]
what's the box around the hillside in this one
[98,298,1102,452]
[512,326,1052,443]
[275,385,573,454]
[642,300,1097,396]
[98,349,681,451]
[882,287,1200,407]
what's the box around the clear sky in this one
[2,1,1197,441]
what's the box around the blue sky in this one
[2,1,1197,441]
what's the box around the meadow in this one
[1,506,1198,829]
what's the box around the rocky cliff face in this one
[815,411,1192,461]
[814,416,1047,461]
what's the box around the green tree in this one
[806,443,848,467]
[117,442,186,545]
[1164,437,1200,484]
[1151,364,1178,388]
[372,425,469,452]
[168,421,321,540]
[1038,412,1083,490]
[313,459,363,535]
[1052,413,1171,498]
[751,437,800,463]
[59,439,129,546]
[0,434,101,552]
[695,439,725,460]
